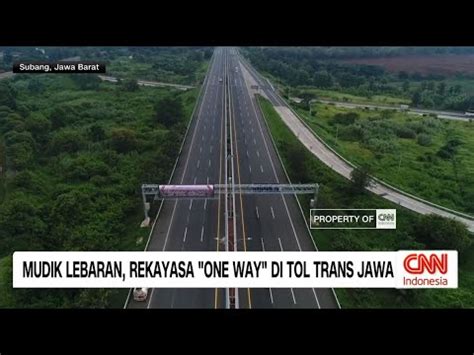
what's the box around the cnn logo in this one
[403,253,448,275]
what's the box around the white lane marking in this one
[290,288,297,305]
[249,165,252,173]
[260,238,275,304]
[256,150,260,157]
[204,199,207,210]
[253,138,257,145]
[312,288,321,308]
[193,177,197,184]
[202,134,205,141]
[200,226,204,242]
[278,237,284,251]
[183,227,188,242]
[207,176,210,184]
[200,146,202,153]
[251,127,254,133]
[210,145,213,153]
[260,165,264,173]
[208,159,211,168]
[197,160,200,168]
[271,206,275,219]
[159,51,215,258]
[255,206,259,219]
[189,199,193,211]
[246,81,304,253]
[246,150,249,158]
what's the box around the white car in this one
[133,287,148,302]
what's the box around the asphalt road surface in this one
[128,48,340,308]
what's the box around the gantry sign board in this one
[142,184,318,200]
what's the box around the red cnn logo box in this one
[403,253,448,275]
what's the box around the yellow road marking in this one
[215,49,226,309]
[229,53,252,309]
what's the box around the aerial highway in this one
[127,48,340,308]
[238,54,474,232]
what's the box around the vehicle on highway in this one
[465,110,474,117]
[219,77,223,83]
[133,287,148,302]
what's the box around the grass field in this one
[107,56,209,86]
[292,102,474,215]
[341,54,474,77]
[258,95,474,308]
[300,88,410,106]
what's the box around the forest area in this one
[0,47,209,307]
[242,47,474,112]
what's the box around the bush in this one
[364,138,395,153]
[110,128,138,153]
[417,133,432,146]
[437,138,463,159]
[338,125,364,142]
[50,129,86,154]
[350,165,373,194]
[332,112,359,125]
[395,126,416,139]
[414,214,472,253]
[154,96,185,128]
[0,83,16,109]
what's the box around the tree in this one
[3,50,12,65]
[154,96,184,127]
[110,128,138,153]
[426,81,435,91]
[417,133,432,146]
[437,82,446,96]
[49,129,85,154]
[313,71,332,88]
[414,214,472,253]
[4,131,36,170]
[350,165,372,194]
[0,193,47,254]
[0,83,16,109]
[27,78,46,94]
[70,74,100,90]
[88,124,106,142]
[122,79,139,92]
[26,113,51,146]
[5,142,34,170]
[49,105,81,130]
[280,140,310,183]
[402,81,410,92]
[332,112,359,125]
[411,91,421,106]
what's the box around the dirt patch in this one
[342,55,474,76]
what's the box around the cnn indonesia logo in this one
[402,253,448,287]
